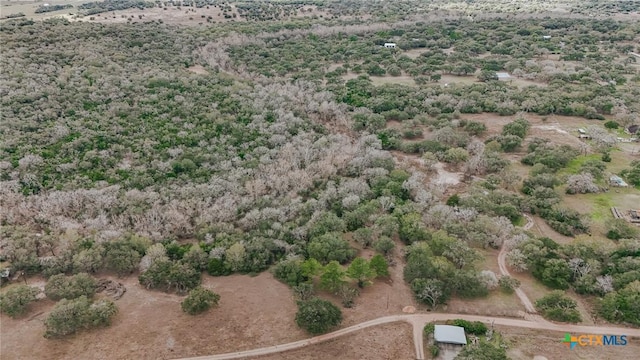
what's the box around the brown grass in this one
[256,322,414,360]
[0,241,418,360]
[502,325,640,360]
[1,273,306,360]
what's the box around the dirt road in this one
[497,213,537,313]
[174,213,636,360]
[174,313,640,360]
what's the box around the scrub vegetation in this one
[1,0,639,351]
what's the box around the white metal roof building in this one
[434,325,468,345]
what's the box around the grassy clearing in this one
[563,189,640,222]
[439,74,477,86]
[511,272,552,305]
[370,75,416,86]
[609,146,638,174]
[561,154,602,175]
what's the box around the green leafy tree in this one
[498,276,521,294]
[455,341,508,360]
[295,298,342,334]
[398,213,430,244]
[207,258,231,276]
[139,260,201,294]
[293,283,314,301]
[182,246,209,272]
[44,296,117,338]
[502,118,530,138]
[45,273,97,301]
[451,319,487,335]
[181,287,220,315]
[307,233,355,264]
[224,243,246,272]
[87,299,118,328]
[347,257,376,288]
[373,215,399,238]
[535,291,581,323]
[352,228,374,248]
[604,121,619,129]
[272,258,305,286]
[104,241,142,277]
[478,70,498,82]
[300,258,323,279]
[72,246,104,274]
[464,121,487,136]
[370,254,389,277]
[606,219,639,240]
[320,261,346,294]
[446,194,460,206]
[443,148,470,164]
[308,212,346,239]
[0,285,39,318]
[541,259,572,289]
[497,134,523,152]
[338,284,360,308]
[411,278,449,308]
[598,281,640,326]
[404,242,437,283]
[453,270,489,298]
[373,236,395,255]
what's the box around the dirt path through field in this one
[175,313,640,360]
[497,214,537,314]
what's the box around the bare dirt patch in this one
[1,272,304,360]
[256,322,414,360]
[1,253,418,360]
[432,162,462,186]
[340,72,417,86]
[443,291,524,318]
[529,123,585,148]
[501,76,548,88]
[502,326,640,360]
[370,75,416,86]
[402,48,426,59]
[461,113,598,148]
[187,64,209,75]
[0,0,86,19]
[439,74,477,86]
[80,5,243,25]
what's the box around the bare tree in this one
[595,275,614,294]
[566,173,599,194]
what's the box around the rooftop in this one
[434,325,468,345]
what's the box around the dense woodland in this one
[1,2,639,341]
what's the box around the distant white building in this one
[384,43,396,49]
[543,35,552,40]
